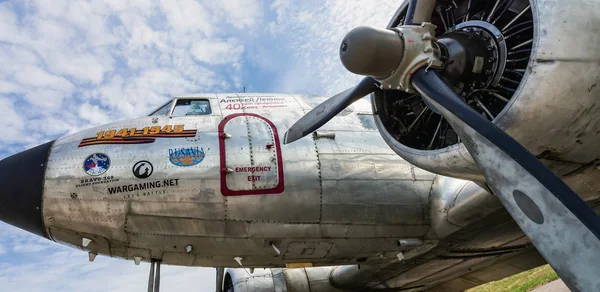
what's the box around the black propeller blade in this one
[411,68,600,291]
[283,77,378,144]
[405,0,435,25]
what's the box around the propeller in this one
[285,0,600,290]
[283,77,378,144]
[411,67,600,291]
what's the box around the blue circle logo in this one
[83,153,111,176]
[168,147,205,167]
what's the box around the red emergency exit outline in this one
[218,113,285,196]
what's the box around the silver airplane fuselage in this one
[4,92,598,291]
[38,93,442,268]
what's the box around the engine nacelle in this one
[223,267,342,292]
[373,0,600,181]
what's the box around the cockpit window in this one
[172,99,212,116]
[149,101,173,116]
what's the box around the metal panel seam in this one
[312,134,324,223]
[41,140,57,241]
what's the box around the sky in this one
[0,0,398,291]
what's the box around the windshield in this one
[149,101,173,116]
[172,99,212,116]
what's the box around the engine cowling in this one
[373,0,600,181]
[223,267,342,292]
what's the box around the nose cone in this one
[0,141,54,238]
[339,26,405,79]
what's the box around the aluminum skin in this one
[38,93,452,268]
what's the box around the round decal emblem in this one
[169,147,205,167]
[132,160,154,179]
[83,153,110,176]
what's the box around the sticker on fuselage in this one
[78,125,197,147]
[132,160,154,179]
[83,153,110,176]
[107,179,180,199]
[220,96,289,110]
[76,176,119,188]
[168,147,205,167]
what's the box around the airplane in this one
[1,1,599,292]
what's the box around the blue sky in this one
[0,0,397,291]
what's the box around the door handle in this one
[314,131,336,140]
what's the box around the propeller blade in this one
[405,0,436,25]
[411,68,600,291]
[283,77,377,144]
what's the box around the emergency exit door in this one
[218,113,284,196]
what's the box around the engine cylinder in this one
[373,0,600,180]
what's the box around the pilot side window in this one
[172,99,212,116]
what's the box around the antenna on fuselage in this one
[239,86,246,93]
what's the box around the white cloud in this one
[48,52,113,85]
[211,0,263,29]
[0,4,22,44]
[0,98,26,144]
[159,0,214,36]
[191,38,244,65]
[78,103,111,125]
[267,0,398,95]
[12,243,51,253]
[0,244,6,255]
[0,0,263,151]
[13,66,74,93]
[0,224,215,292]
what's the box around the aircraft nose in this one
[0,141,54,238]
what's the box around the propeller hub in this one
[341,23,444,93]
[340,26,405,79]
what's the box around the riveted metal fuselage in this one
[41,94,443,267]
